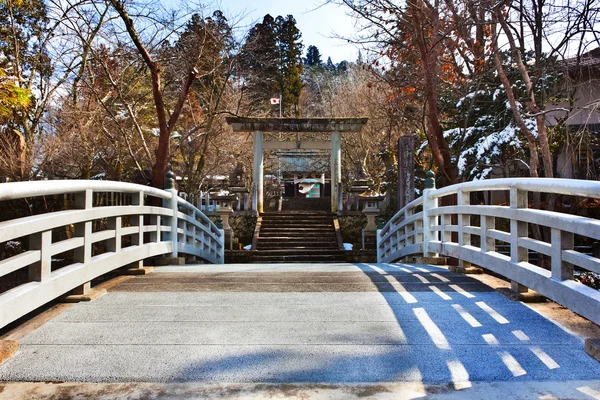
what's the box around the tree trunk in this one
[412,0,457,187]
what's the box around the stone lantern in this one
[361,191,384,250]
[348,179,372,212]
[214,195,236,249]
[347,161,373,212]
[228,162,249,212]
[363,198,380,231]
[229,186,250,212]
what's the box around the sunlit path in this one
[1,263,599,398]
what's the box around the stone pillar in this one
[253,130,264,213]
[331,130,341,212]
[397,136,415,210]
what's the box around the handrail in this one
[377,177,600,327]
[429,177,600,199]
[177,197,221,237]
[0,180,171,201]
[0,179,223,330]
[379,196,423,236]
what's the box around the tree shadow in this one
[170,262,600,386]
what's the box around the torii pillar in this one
[253,130,264,213]
[331,131,341,212]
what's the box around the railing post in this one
[107,216,122,253]
[457,190,471,270]
[29,230,52,282]
[480,214,495,252]
[376,228,382,262]
[131,191,144,247]
[72,189,93,295]
[215,216,225,264]
[509,187,528,293]
[422,171,439,257]
[74,189,93,265]
[551,228,574,281]
[165,171,179,258]
[218,229,225,263]
[129,191,145,269]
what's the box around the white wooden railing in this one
[377,177,600,326]
[0,179,223,329]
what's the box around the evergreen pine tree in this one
[276,15,303,116]
[239,14,280,115]
[305,45,322,66]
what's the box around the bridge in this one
[0,176,599,398]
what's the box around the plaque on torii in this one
[225,117,368,213]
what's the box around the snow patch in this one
[456,90,486,108]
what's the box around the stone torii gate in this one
[225,117,368,213]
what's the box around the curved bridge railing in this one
[0,180,223,329]
[377,178,600,326]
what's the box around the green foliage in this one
[0,0,50,140]
[0,0,51,80]
[0,68,30,118]
[240,14,303,116]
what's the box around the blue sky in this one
[215,0,359,64]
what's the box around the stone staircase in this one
[253,211,345,263]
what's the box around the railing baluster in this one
[551,228,574,281]
[131,191,144,246]
[509,187,528,263]
[129,191,144,269]
[480,215,495,252]
[458,190,470,246]
[74,189,93,265]
[107,216,122,253]
[29,230,52,282]
[458,190,471,270]
[442,214,451,243]
[509,187,528,293]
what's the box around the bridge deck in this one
[1,263,600,398]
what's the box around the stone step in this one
[256,243,339,250]
[261,213,331,218]
[263,210,331,215]
[255,211,340,262]
[260,218,333,223]
[257,237,338,243]
[260,227,333,231]
[258,232,337,240]
[261,220,333,225]
[260,224,334,231]
[252,249,345,255]
[252,254,346,263]
[259,227,334,232]
[256,247,341,252]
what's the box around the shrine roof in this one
[225,117,368,132]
